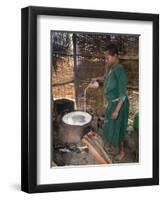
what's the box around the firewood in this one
[86,132,112,164]
[82,138,108,164]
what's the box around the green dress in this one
[102,63,129,146]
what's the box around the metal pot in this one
[58,111,92,144]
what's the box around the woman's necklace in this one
[108,60,119,74]
[105,59,119,77]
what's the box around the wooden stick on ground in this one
[86,132,112,164]
[82,138,108,164]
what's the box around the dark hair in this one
[105,44,119,56]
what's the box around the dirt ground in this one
[52,125,138,167]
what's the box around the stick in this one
[86,131,112,164]
[82,138,108,164]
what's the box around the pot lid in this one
[62,111,92,126]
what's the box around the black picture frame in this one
[21,6,159,193]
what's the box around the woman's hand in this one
[111,111,119,120]
[111,99,124,120]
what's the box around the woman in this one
[93,44,129,161]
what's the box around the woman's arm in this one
[112,65,127,120]
[111,99,124,119]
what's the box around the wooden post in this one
[72,33,79,108]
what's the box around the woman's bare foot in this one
[115,152,125,161]
[115,142,125,161]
